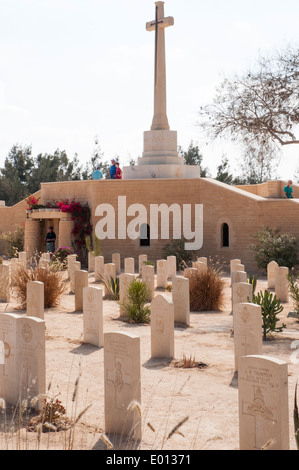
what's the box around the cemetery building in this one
[0,1,298,273]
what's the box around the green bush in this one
[102,276,119,301]
[162,239,193,270]
[251,289,286,340]
[0,224,24,258]
[251,226,298,272]
[120,279,151,323]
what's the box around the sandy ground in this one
[0,269,299,451]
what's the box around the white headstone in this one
[151,294,174,359]
[112,253,121,275]
[70,260,81,293]
[142,265,155,301]
[238,355,289,450]
[104,263,116,296]
[172,276,190,325]
[167,256,176,279]
[75,270,89,311]
[232,282,253,313]
[156,259,168,288]
[26,281,44,319]
[83,286,104,347]
[95,256,105,282]
[0,313,46,409]
[88,252,95,272]
[233,303,262,371]
[138,254,147,276]
[275,266,289,302]
[267,261,279,289]
[104,331,141,441]
[124,258,135,275]
[0,264,11,302]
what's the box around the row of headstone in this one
[87,252,177,279]
[229,260,289,450]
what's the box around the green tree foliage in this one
[251,226,298,271]
[178,141,210,177]
[251,290,285,341]
[0,144,33,205]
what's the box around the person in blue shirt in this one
[284,180,294,199]
[92,167,103,180]
[110,159,117,179]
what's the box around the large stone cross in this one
[146,1,174,131]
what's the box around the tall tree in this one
[0,144,33,205]
[82,135,110,180]
[198,45,299,152]
[178,141,210,177]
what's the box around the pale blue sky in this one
[0,0,298,178]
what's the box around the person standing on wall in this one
[115,162,123,179]
[110,159,117,179]
[284,180,294,199]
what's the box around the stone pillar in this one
[58,220,73,249]
[24,219,40,260]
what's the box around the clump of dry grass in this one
[11,264,66,308]
[172,354,208,370]
[184,265,225,311]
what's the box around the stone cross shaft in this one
[146,1,174,131]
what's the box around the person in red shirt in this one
[115,162,123,179]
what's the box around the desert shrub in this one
[251,290,286,341]
[50,246,75,270]
[162,239,193,270]
[102,276,119,301]
[0,257,3,264]
[0,224,24,258]
[184,266,225,311]
[288,272,299,318]
[11,264,66,308]
[251,226,298,272]
[28,394,69,432]
[121,279,151,323]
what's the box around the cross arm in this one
[146,16,174,32]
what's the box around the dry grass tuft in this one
[172,354,208,370]
[11,264,66,308]
[184,265,225,311]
